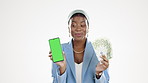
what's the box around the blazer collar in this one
[65,39,76,79]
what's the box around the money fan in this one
[92,38,112,60]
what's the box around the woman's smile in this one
[74,33,83,37]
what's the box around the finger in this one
[101,55,109,62]
[48,54,52,57]
[101,60,109,67]
[62,51,66,57]
[102,64,107,69]
[101,60,108,65]
[99,62,108,69]
[101,55,106,59]
[48,54,53,60]
[49,51,51,54]
[50,57,53,60]
[97,62,107,70]
[62,51,65,55]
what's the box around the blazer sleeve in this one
[52,62,67,83]
[94,69,110,83]
[51,43,68,83]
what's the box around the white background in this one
[0,0,148,83]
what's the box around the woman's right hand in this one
[49,51,67,75]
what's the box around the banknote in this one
[92,38,112,60]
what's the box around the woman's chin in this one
[73,36,86,41]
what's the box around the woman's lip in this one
[75,33,82,36]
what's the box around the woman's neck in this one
[72,38,87,49]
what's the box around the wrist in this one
[95,71,103,79]
[59,64,66,75]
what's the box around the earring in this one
[87,30,89,37]
[86,29,89,37]
[86,33,88,37]
[69,33,70,37]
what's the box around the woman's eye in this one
[81,24,86,27]
[72,25,75,27]
[72,24,76,27]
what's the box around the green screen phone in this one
[48,37,64,62]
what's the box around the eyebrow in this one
[72,20,86,23]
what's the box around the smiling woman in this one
[69,15,88,41]
[49,9,110,83]
[1,0,148,83]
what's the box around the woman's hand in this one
[49,51,67,75]
[95,55,109,75]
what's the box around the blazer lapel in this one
[64,40,76,80]
[82,40,94,81]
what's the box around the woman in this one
[49,9,109,83]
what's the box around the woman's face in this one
[69,16,88,41]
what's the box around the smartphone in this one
[48,37,64,62]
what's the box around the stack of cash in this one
[92,38,112,60]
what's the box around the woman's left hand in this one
[95,55,109,74]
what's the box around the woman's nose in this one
[75,25,81,31]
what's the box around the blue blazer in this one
[52,39,109,83]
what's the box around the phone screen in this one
[48,38,64,62]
